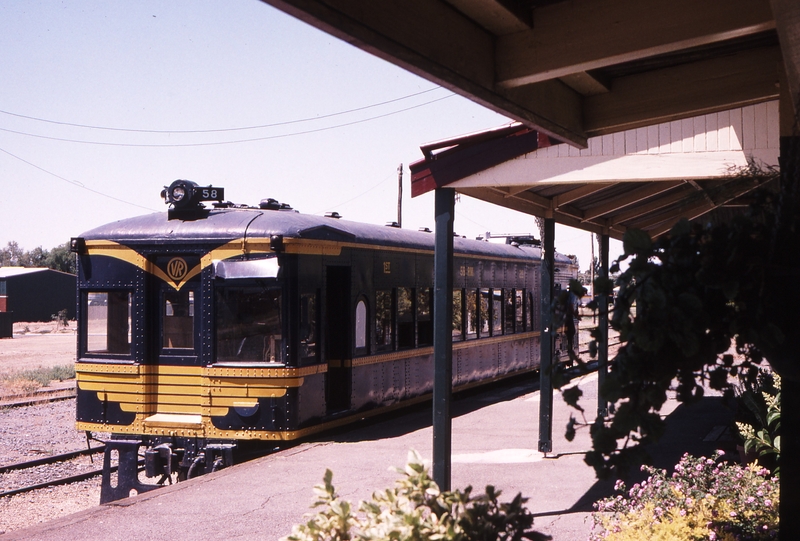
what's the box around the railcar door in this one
[325,266,351,413]
[146,255,203,425]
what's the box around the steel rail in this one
[0,387,77,408]
[0,446,105,474]
[0,457,146,499]
[0,466,107,498]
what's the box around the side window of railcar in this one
[355,298,368,355]
[300,292,317,361]
[375,289,393,352]
[528,291,536,331]
[504,289,515,334]
[417,288,433,347]
[492,289,502,336]
[397,287,414,350]
[84,291,132,357]
[215,286,283,363]
[515,289,525,332]
[452,289,463,340]
[465,289,478,340]
[479,289,490,337]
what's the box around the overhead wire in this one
[0,94,455,148]
[0,145,159,212]
[0,87,444,134]
[0,88,453,210]
[312,170,397,216]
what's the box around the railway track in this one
[0,384,77,408]
[0,445,106,499]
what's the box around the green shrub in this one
[735,372,780,474]
[283,450,550,541]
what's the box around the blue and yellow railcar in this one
[72,181,575,500]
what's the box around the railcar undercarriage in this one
[99,436,236,503]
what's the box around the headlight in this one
[163,180,224,210]
[171,185,186,201]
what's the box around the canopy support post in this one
[538,217,555,454]
[597,233,610,417]
[432,187,454,490]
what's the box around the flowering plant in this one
[591,451,779,540]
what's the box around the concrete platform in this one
[3,370,736,541]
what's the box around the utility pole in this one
[397,163,403,228]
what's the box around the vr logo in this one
[167,257,188,282]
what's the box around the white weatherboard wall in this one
[451,102,781,188]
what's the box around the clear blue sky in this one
[0,0,621,271]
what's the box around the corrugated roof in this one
[0,267,50,278]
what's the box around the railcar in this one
[71,181,576,501]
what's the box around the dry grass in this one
[0,321,77,399]
[0,364,76,398]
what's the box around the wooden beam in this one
[553,210,612,236]
[553,183,612,207]
[581,181,684,221]
[458,187,549,215]
[461,186,624,238]
[260,0,587,146]
[496,0,774,88]
[608,185,696,226]
[771,0,800,130]
[584,45,781,135]
[643,199,719,238]
[634,176,765,237]
[499,187,553,211]
[560,71,611,97]
[444,0,531,35]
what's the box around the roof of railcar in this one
[80,206,575,264]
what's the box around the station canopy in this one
[261,0,799,235]
[409,102,781,240]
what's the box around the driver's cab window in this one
[163,289,195,349]
[215,285,283,363]
[84,290,132,356]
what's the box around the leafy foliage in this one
[591,451,779,540]
[282,450,550,541]
[559,159,800,478]
[736,371,781,473]
[0,241,76,274]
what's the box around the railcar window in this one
[452,289,463,340]
[163,289,195,349]
[215,286,283,363]
[479,289,490,337]
[528,291,535,331]
[516,290,525,332]
[397,287,414,350]
[84,291,132,355]
[417,288,432,347]
[355,298,367,352]
[375,289,393,352]
[504,289,515,334]
[465,289,478,340]
[492,289,502,335]
[300,293,317,360]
